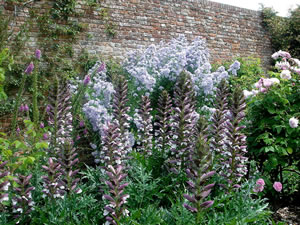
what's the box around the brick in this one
[0,0,272,68]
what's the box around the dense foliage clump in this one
[0,35,299,224]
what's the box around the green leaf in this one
[12,140,24,149]
[35,142,49,149]
[287,147,293,154]
[264,146,275,153]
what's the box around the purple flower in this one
[98,63,106,73]
[46,104,51,113]
[25,62,34,74]
[79,120,85,128]
[24,104,29,112]
[273,182,282,192]
[43,133,48,140]
[40,122,45,128]
[200,200,214,208]
[83,75,90,85]
[35,49,41,60]
[19,105,24,112]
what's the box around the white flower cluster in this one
[123,35,239,96]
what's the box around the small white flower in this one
[269,78,280,84]
[280,70,291,80]
[289,117,299,128]
[17,208,23,213]
[29,201,35,206]
[77,189,82,194]
[2,182,10,191]
[0,196,9,202]
[251,90,259,96]
[243,90,253,99]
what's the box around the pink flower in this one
[263,79,273,88]
[25,62,34,74]
[253,178,265,192]
[254,78,263,89]
[259,87,268,93]
[24,104,29,112]
[19,105,24,112]
[273,182,282,192]
[256,178,265,186]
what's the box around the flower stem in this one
[11,74,27,137]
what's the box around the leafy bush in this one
[261,5,300,59]
[245,51,300,204]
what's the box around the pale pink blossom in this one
[269,78,280,84]
[243,90,253,99]
[263,78,273,88]
[253,178,265,192]
[289,117,299,128]
[273,182,282,192]
[280,70,291,80]
[254,78,263,89]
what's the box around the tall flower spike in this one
[154,90,173,156]
[133,96,153,157]
[183,116,215,222]
[99,122,130,224]
[222,88,248,191]
[41,158,65,199]
[99,122,122,167]
[112,76,132,162]
[210,79,229,165]
[103,165,129,225]
[47,76,73,152]
[169,72,198,172]
[0,159,10,206]
[12,174,35,217]
[57,142,81,194]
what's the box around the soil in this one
[273,205,300,225]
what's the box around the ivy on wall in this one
[0,0,116,116]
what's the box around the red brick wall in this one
[1,0,272,66]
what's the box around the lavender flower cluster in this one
[123,35,240,96]
[81,63,115,134]
[133,96,153,157]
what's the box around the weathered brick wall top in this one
[1,0,272,67]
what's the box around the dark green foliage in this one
[246,72,300,203]
[261,5,300,59]
[204,182,272,225]
[127,162,160,209]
